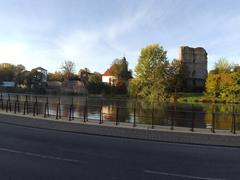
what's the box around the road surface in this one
[0,122,239,180]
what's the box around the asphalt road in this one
[0,122,239,180]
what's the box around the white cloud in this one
[0,42,28,64]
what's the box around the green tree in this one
[167,59,184,93]
[88,72,104,94]
[205,59,240,102]
[48,71,64,82]
[15,64,26,86]
[0,63,15,82]
[129,44,169,102]
[213,58,232,73]
[111,57,132,80]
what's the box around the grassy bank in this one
[176,93,240,104]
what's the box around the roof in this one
[102,66,115,76]
[33,67,47,71]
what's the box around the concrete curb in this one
[0,113,240,147]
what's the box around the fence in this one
[0,93,239,134]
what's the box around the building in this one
[32,67,48,83]
[179,46,208,91]
[0,81,15,88]
[102,66,117,85]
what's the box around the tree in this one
[213,58,232,73]
[61,61,75,80]
[15,64,26,86]
[0,63,15,82]
[129,44,169,102]
[167,59,184,93]
[205,59,240,102]
[88,72,104,94]
[89,72,102,84]
[110,57,132,80]
[48,71,64,82]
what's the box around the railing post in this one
[56,97,61,119]
[211,104,216,133]
[33,96,38,116]
[6,94,11,112]
[56,103,59,119]
[115,104,119,126]
[170,109,174,130]
[99,102,103,124]
[151,105,154,129]
[83,99,88,122]
[0,93,3,110]
[44,97,49,118]
[191,104,194,132]
[69,96,74,121]
[23,95,29,115]
[6,98,8,112]
[133,104,136,127]
[14,95,20,114]
[231,105,236,134]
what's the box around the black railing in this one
[0,93,239,134]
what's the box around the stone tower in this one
[179,46,208,92]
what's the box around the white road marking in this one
[0,147,82,163]
[144,170,226,180]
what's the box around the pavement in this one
[0,113,240,147]
[0,114,240,179]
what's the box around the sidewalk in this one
[0,111,240,147]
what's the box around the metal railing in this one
[0,93,239,134]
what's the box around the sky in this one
[0,0,239,74]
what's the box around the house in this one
[32,67,48,83]
[102,66,117,85]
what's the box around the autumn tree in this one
[205,59,240,102]
[48,71,64,82]
[111,57,132,80]
[167,59,184,93]
[61,60,76,80]
[129,44,169,102]
[212,58,232,73]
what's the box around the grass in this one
[176,92,240,104]
[176,93,213,103]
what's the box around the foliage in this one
[212,58,232,73]
[110,57,132,80]
[89,72,102,84]
[0,63,16,82]
[205,59,240,102]
[61,60,76,80]
[88,72,104,94]
[129,44,169,102]
[48,71,64,82]
[166,59,185,93]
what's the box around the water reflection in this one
[1,93,240,130]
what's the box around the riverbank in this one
[0,112,240,147]
[176,93,240,104]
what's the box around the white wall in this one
[102,76,116,84]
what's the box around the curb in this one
[0,113,240,147]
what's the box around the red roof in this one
[102,66,114,76]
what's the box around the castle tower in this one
[179,46,208,91]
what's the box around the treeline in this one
[48,58,132,95]
[0,63,46,89]
[205,58,240,102]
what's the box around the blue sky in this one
[0,0,239,73]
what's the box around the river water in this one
[2,93,240,131]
